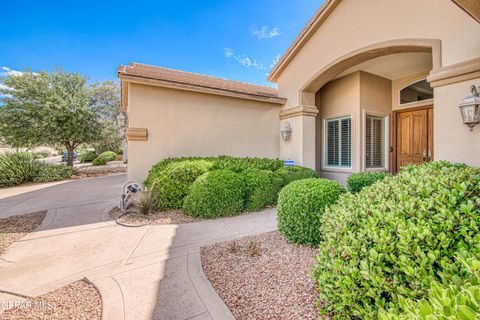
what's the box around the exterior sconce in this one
[459,85,480,131]
[281,121,292,142]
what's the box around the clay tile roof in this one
[118,62,286,104]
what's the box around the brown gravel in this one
[0,211,46,254]
[1,280,102,320]
[109,207,203,225]
[201,231,324,320]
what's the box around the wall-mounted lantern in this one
[459,85,480,131]
[281,121,292,142]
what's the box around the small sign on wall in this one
[284,159,295,167]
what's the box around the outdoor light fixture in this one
[459,85,480,131]
[281,121,292,141]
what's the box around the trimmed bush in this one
[92,157,107,166]
[33,164,74,182]
[244,169,283,211]
[183,170,246,218]
[277,178,346,245]
[313,161,480,319]
[147,159,214,210]
[211,156,284,173]
[276,166,319,186]
[346,171,390,193]
[0,152,40,187]
[97,151,117,162]
[79,150,97,163]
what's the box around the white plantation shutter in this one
[365,115,385,168]
[340,118,351,167]
[325,117,351,168]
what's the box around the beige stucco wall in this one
[276,0,480,170]
[434,79,480,167]
[127,83,282,182]
[315,71,392,183]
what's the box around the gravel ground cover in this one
[1,280,101,320]
[109,207,203,224]
[0,211,46,254]
[201,231,324,320]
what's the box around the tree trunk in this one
[65,144,75,167]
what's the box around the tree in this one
[0,68,101,166]
[88,81,123,154]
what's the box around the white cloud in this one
[0,66,23,77]
[269,54,281,69]
[252,26,280,39]
[224,48,266,70]
[224,48,234,58]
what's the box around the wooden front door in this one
[395,107,433,171]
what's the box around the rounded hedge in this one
[277,178,346,245]
[0,152,39,187]
[97,151,117,162]
[147,159,213,210]
[243,169,283,211]
[92,157,107,166]
[183,169,246,218]
[346,171,390,193]
[276,166,319,186]
[313,161,480,319]
[33,164,74,182]
[79,150,97,163]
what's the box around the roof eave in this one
[119,73,287,105]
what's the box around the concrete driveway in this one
[0,174,277,319]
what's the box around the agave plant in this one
[0,152,40,187]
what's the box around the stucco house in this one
[119,0,480,184]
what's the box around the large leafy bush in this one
[313,161,480,319]
[183,170,246,218]
[97,151,117,162]
[346,171,390,193]
[379,252,480,320]
[0,152,40,187]
[92,157,107,166]
[277,178,345,245]
[244,169,283,211]
[276,166,319,186]
[146,159,213,210]
[33,164,74,182]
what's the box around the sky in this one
[0,0,324,87]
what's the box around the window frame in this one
[398,78,433,107]
[362,110,390,172]
[323,115,352,170]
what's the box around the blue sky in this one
[0,0,323,87]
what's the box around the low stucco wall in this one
[126,83,282,182]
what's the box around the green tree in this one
[0,68,101,166]
[88,80,123,154]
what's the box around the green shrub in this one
[97,151,117,162]
[183,170,246,218]
[277,178,345,245]
[33,164,74,182]
[244,169,283,211]
[379,252,480,320]
[147,159,214,210]
[346,171,390,193]
[0,152,40,187]
[92,157,107,166]
[212,156,283,172]
[313,161,480,319]
[79,150,97,163]
[276,166,319,186]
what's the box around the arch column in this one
[279,94,318,169]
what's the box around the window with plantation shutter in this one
[365,115,385,168]
[325,116,351,168]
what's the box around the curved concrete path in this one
[0,175,277,319]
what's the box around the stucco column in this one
[279,105,319,169]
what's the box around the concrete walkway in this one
[0,175,277,319]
